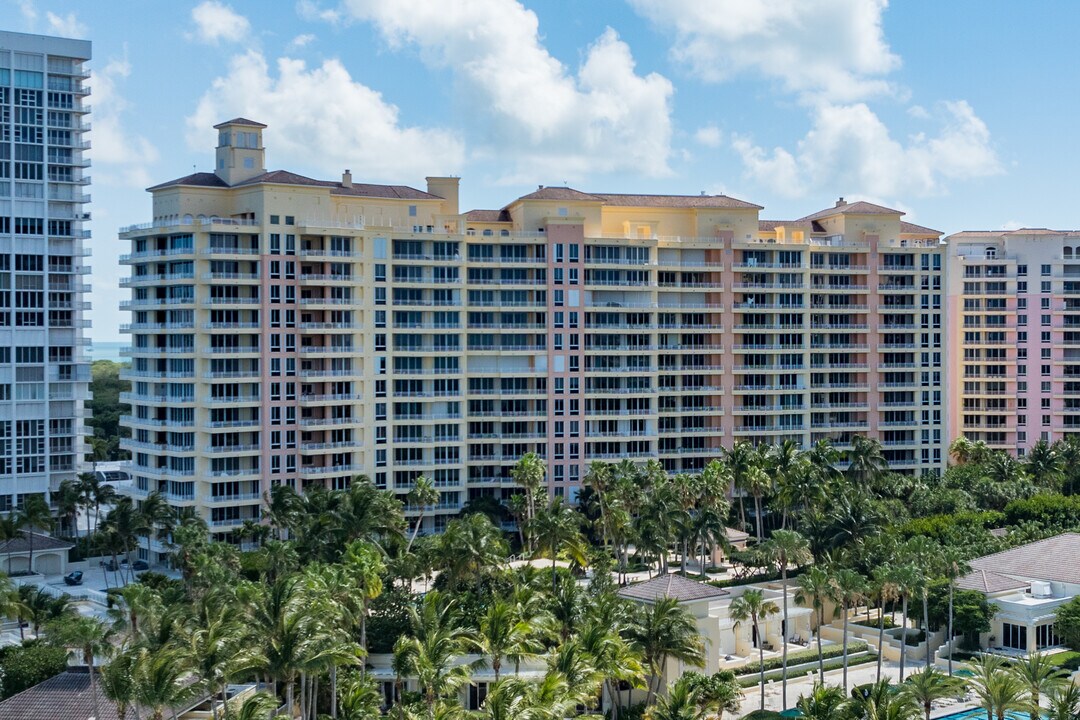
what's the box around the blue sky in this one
[7,0,1080,341]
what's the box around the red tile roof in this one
[511,187,762,209]
[146,172,229,191]
[799,200,905,222]
[148,169,438,199]
[213,117,267,129]
[900,220,942,236]
[464,209,512,222]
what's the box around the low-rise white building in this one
[956,532,1080,654]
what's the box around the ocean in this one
[89,341,128,363]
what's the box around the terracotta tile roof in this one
[234,170,440,199]
[0,532,73,555]
[594,193,763,210]
[617,573,729,603]
[0,670,148,720]
[956,569,1029,594]
[514,186,605,202]
[799,200,905,222]
[725,527,750,543]
[213,117,267,128]
[900,220,942,236]
[464,209,512,222]
[945,231,1004,239]
[963,532,1080,587]
[146,172,229,191]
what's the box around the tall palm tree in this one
[133,646,200,720]
[135,490,172,566]
[968,655,1035,720]
[890,563,920,682]
[55,479,82,538]
[849,679,921,720]
[52,614,112,720]
[182,604,253,719]
[263,482,303,541]
[847,435,888,490]
[405,475,439,552]
[511,453,546,551]
[901,535,939,670]
[17,494,53,575]
[795,683,848,720]
[871,566,900,683]
[1024,438,1063,490]
[940,546,970,677]
[100,649,137,720]
[1010,651,1067,720]
[682,670,742,720]
[436,513,509,589]
[343,539,385,676]
[729,589,779,711]
[794,565,834,684]
[742,466,772,543]
[901,667,964,720]
[645,675,706,720]
[761,529,812,709]
[724,441,758,534]
[528,497,582,592]
[833,567,868,692]
[585,460,614,550]
[629,596,705,705]
[392,590,480,719]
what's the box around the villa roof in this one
[960,532,1080,589]
[725,527,750,543]
[0,532,73,555]
[617,573,729,603]
[0,670,148,720]
[799,200,905,222]
[149,169,439,199]
[511,187,762,209]
[464,209,512,222]
[900,220,942,236]
[955,569,1029,594]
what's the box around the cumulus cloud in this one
[91,50,160,188]
[314,0,674,180]
[288,33,316,50]
[186,51,464,181]
[191,0,251,44]
[46,11,86,38]
[694,125,723,148]
[732,100,1002,199]
[629,0,899,103]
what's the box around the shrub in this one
[0,641,69,699]
[734,640,868,675]
[737,653,877,687]
[1055,595,1080,651]
[895,511,1004,542]
[1004,495,1080,530]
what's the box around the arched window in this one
[500,229,510,237]
[482,229,493,236]
[182,214,194,225]
[1066,247,1074,258]
[985,246,997,259]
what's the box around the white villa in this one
[956,532,1080,654]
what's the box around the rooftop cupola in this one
[214,118,267,186]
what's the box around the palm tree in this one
[405,475,439,552]
[795,683,848,720]
[794,565,834,684]
[436,513,508,589]
[629,596,705,705]
[478,598,536,683]
[182,604,253,719]
[17,494,53,575]
[585,460,614,550]
[890,563,920,682]
[55,479,82,538]
[511,453,545,551]
[742,466,772,543]
[940,547,969,677]
[528,497,582,592]
[1010,651,1067,720]
[833,567,868,692]
[901,535,939,670]
[231,692,282,720]
[108,583,161,641]
[872,566,900,683]
[645,675,705,720]
[968,655,1035,720]
[724,441,758,534]
[901,666,964,720]
[849,679,921,720]
[729,589,779,711]
[682,670,742,720]
[52,614,112,720]
[761,529,812,710]
[847,435,888,489]
[1024,438,1064,490]
[343,539,385,676]
[392,590,479,719]
[133,646,200,720]
[1047,683,1080,720]
[100,649,137,720]
[136,490,172,567]
[263,482,303,540]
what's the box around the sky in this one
[6,0,1080,342]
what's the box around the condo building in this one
[0,32,92,514]
[120,120,945,553]
[945,229,1080,455]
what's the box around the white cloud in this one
[694,124,723,148]
[17,0,37,28]
[46,10,87,38]
[321,0,674,180]
[630,0,899,103]
[297,0,343,24]
[90,50,160,188]
[732,100,1002,199]
[288,33,316,50]
[186,51,464,181]
[191,0,251,44]
[907,104,929,119]
[1001,220,1022,231]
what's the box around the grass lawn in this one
[1047,649,1080,671]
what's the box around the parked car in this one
[63,571,83,586]
[131,560,149,571]
[100,559,118,571]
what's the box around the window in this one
[408,205,417,217]
[285,216,295,225]
[1018,281,1028,293]
[1017,264,1027,276]
[1002,623,1027,650]
[1042,281,1052,293]
[1042,264,1052,276]
[270,215,279,224]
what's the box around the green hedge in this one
[738,653,877,688]
[734,641,868,676]
[0,642,69,700]
[1003,495,1080,529]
